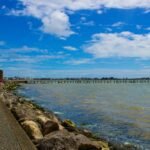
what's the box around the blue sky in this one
[0,0,150,77]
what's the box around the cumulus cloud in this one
[10,0,150,38]
[84,32,150,58]
[40,10,74,37]
[64,46,77,51]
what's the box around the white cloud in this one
[105,28,113,32]
[13,45,48,53]
[0,46,65,63]
[112,22,125,27]
[40,10,74,37]
[82,21,95,26]
[64,46,77,51]
[65,58,93,65]
[10,0,150,38]
[80,16,95,26]
[84,32,150,58]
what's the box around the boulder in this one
[21,120,43,140]
[11,102,38,122]
[78,144,100,150]
[37,115,50,126]
[0,92,18,109]
[79,129,93,137]
[73,134,101,150]
[62,119,77,131]
[37,115,60,135]
[37,130,107,150]
[37,130,78,150]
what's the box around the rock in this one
[62,119,77,131]
[63,119,76,127]
[37,115,50,126]
[0,92,18,109]
[73,134,101,150]
[45,111,62,124]
[21,120,43,140]
[58,123,64,130]
[93,141,109,150]
[79,129,93,137]
[37,130,78,150]
[35,110,43,115]
[11,101,45,122]
[11,103,36,122]
[78,144,99,150]
[37,130,107,150]
[43,121,59,135]
[37,115,60,135]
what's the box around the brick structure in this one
[0,70,3,82]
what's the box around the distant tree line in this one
[6,77,150,80]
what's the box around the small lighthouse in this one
[0,70,3,82]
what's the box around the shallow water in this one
[18,83,150,149]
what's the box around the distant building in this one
[0,70,3,82]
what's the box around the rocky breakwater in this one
[0,82,137,150]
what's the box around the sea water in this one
[18,83,150,149]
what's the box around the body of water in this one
[18,83,150,149]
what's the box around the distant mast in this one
[0,70,3,82]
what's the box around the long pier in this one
[25,79,150,84]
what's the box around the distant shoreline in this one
[3,78,150,85]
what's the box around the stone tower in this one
[0,70,3,82]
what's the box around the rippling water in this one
[18,83,150,149]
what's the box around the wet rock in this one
[21,120,43,140]
[62,119,77,131]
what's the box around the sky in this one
[0,0,150,78]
